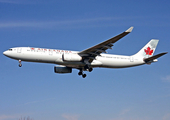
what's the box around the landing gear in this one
[84,65,93,72]
[78,71,83,76]
[78,65,93,78]
[82,74,86,78]
[78,69,87,78]
[19,64,22,67]
[18,60,22,67]
[89,68,93,72]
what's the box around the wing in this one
[78,26,133,63]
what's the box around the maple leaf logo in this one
[144,47,153,55]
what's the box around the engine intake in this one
[62,53,82,62]
[54,66,72,73]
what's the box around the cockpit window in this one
[8,49,12,51]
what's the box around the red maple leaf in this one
[144,47,153,55]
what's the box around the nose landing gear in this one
[18,60,22,67]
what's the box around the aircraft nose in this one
[3,51,8,56]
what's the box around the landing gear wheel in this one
[19,64,22,67]
[89,68,93,72]
[82,74,87,78]
[18,60,22,67]
[78,71,83,76]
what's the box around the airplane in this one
[3,27,167,78]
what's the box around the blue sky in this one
[0,0,170,120]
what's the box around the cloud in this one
[161,75,170,83]
[0,113,33,120]
[109,117,151,120]
[0,16,134,30]
[1,16,169,29]
[0,17,120,29]
[0,114,18,120]
[62,114,80,120]
[162,113,170,120]
[23,98,56,105]
[119,109,131,116]
[0,21,47,28]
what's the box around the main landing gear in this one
[18,60,22,67]
[78,66,93,78]
[78,70,87,78]
[84,65,93,72]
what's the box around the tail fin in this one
[133,39,159,58]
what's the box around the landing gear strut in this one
[18,60,22,67]
[84,65,93,72]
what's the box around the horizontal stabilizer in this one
[144,52,168,63]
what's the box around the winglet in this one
[125,26,133,33]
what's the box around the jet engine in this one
[62,53,82,62]
[54,66,72,73]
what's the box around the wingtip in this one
[125,26,134,33]
[159,52,168,57]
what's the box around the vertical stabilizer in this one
[133,39,159,58]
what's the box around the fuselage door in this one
[17,48,22,53]
[130,56,134,62]
[49,49,53,55]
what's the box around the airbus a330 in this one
[3,27,167,78]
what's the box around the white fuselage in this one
[3,47,145,69]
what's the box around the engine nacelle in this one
[54,66,72,74]
[62,53,82,62]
